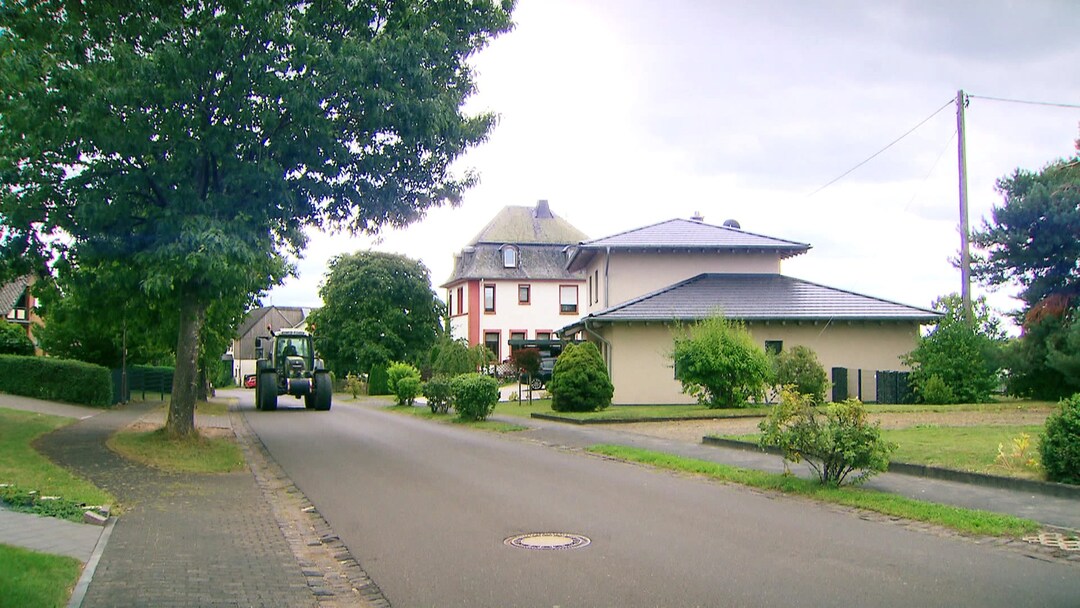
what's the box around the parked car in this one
[522,357,557,390]
[243,374,257,389]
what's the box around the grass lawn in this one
[0,543,82,608]
[716,424,1046,479]
[385,405,528,432]
[0,408,115,511]
[589,445,1041,537]
[108,427,245,473]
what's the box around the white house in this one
[441,200,588,362]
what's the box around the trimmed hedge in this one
[0,355,112,407]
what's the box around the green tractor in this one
[254,328,332,411]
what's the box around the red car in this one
[243,374,257,389]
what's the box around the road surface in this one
[239,393,1080,607]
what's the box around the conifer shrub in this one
[0,355,112,407]
[1040,393,1080,484]
[422,375,453,414]
[549,342,613,413]
[368,363,390,396]
[759,387,895,486]
[450,373,499,421]
[918,373,956,405]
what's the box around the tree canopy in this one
[0,1,514,436]
[308,251,444,376]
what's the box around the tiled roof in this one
[441,244,581,287]
[567,218,809,271]
[467,202,589,246]
[0,276,30,316]
[570,273,940,325]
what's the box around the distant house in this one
[441,200,588,363]
[229,306,314,382]
[560,217,940,405]
[1,275,41,353]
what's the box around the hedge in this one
[0,355,112,407]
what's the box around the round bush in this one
[772,345,829,404]
[422,375,453,414]
[1040,393,1080,484]
[450,373,499,421]
[549,342,613,413]
[387,361,421,394]
[395,376,420,406]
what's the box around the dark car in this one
[243,374,257,389]
[522,357,557,390]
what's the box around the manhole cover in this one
[504,533,591,551]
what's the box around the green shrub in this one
[422,375,453,414]
[395,376,420,406]
[549,342,613,412]
[368,363,390,396]
[918,373,956,405]
[771,345,829,404]
[387,361,421,394]
[1040,393,1080,484]
[450,373,499,421]
[0,355,112,407]
[759,387,895,486]
[344,372,366,398]
[671,315,772,408]
[0,323,34,356]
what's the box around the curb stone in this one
[231,405,391,608]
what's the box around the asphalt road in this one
[239,394,1080,608]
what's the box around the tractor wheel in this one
[258,372,278,411]
[313,372,332,411]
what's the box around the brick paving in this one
[34,402,318,608]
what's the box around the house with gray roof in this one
[442,200,588,362]
[561,217,940,404]
[1,275,41,352]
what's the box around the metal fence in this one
[831,367,912,404]
[111,366,174,404]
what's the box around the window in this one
[456,287,464,315]
[518,284,530,304]
[484,285,496,313]
[536,331,552,341]
[502,246,518,268]
[765,340,783,356]
[447,292,453,317]
[509,331,526,353]
[6,290,28,321]
[484,331,501,361]
[594,270,600,304]
[559,285,578,314]
[588,275,592,306]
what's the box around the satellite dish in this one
[722,219,741,229]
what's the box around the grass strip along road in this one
[588,445,1041,537]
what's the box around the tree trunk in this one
[167,298,206,438]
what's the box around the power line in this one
[967,94,1080,110]
[807,98,955,198]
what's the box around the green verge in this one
[108,428,245,473]
[717,424,1046,480]
[0,543,82,608]
[500,398,1056,423]
[385,405,527,432]
[587,444,1040,537]
[0,408,115,516]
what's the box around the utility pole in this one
[956,89,973,324]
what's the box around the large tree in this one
[0,1,514,436]
[972,139,1080,400]
[308,251,444,377]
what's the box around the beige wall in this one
[583,251,782,312]
[591,320,921,405]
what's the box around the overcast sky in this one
[266,0,1080,328]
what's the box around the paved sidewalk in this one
[32,401,318,608]
[0,507,103,561]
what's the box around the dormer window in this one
[501,245,518,268]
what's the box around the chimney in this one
[690,211,704,222]
[534,199,553,219]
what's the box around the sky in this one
[265,0,1080,329]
